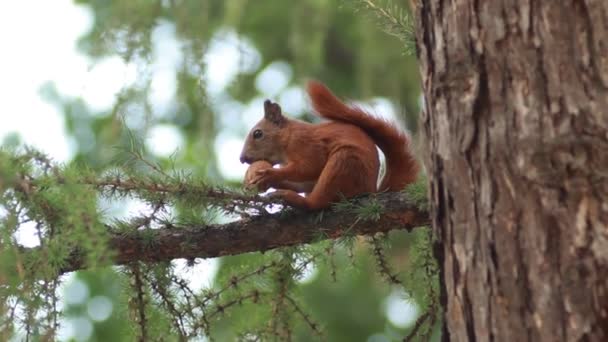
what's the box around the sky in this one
[0,1,413,340]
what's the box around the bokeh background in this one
[1,0,424,340]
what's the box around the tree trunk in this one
[413,1,608,341]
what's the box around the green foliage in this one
[0,146,274,340]
[0,148,109,339]
[354,0,417,55]
[0,146,437,340]
[333,195,384,222]
[0,0,437,340]
[405,173,430,211]
[405,229,442,340]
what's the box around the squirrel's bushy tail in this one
[307,81,419,191]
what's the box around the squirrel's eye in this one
[253,129,263,139]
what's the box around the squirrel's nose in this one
[240,154,250,164]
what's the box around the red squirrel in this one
[240,81,419,210]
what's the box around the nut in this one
[244,160,273,192]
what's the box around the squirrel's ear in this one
[264,100,285,127]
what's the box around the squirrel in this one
[240,81,419,210]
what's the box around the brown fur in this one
[240,81,419,210]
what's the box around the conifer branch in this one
[27,191,428,275]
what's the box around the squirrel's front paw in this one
[244,161,273,192]
[252,168,275,185]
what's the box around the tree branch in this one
[53,192,428,274]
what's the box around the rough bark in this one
[413,1,608,341]
[39,192,428,274]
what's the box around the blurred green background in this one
[1,0,426,340]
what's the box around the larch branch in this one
[46,192,428,274]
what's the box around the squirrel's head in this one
[239,99,287,165]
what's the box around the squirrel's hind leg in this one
[269,188,331,210]
[269,189,309,208]
[272,180,316,193]
[272,149,376,210]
